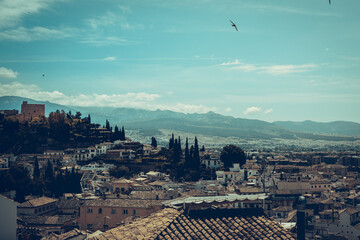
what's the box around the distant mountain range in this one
[273,120,360,137]
[1,96,359,140]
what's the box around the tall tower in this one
[20,101,45,121]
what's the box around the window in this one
[98,208,102,214]
[123,209,128,215]
[112,209,116,214]
[88,208,93,213]
[133,209,137,215]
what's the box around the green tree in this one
[184,138,190,166]
[193,137,200,169]
[151,137,157,148]
[121,126,125,140]
[105,120,110,131]
[169,133,174,149]
[74,111,82,119]
[220,144,246,170]
[33,159,40,179]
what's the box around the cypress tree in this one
[114,125,119,140]
[45,160,54,181]
[193,137,200,169]
[106,120,110,131]
[151,137,157,148]
[189,145,194,166]
[185,137,189,163]
[121,126,125,140]
[169,133,175,149]
[33,159,40,179]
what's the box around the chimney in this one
[296,196,306,240]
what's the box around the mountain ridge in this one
[1,96,359,139]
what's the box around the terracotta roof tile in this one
[87,208,295,240]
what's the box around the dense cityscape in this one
[1,1,360,239]
[0,101,360,240]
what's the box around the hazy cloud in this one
[243,3,339,17]
[103,56,116,61]
[264,108,273,114]
[0,82,215,114]
[0,81,160,106]
[220,59,318,75]
[85,11,143,31]
[243,106,261,115]
[0,26,74,42]
[0,67,18,78]
[225,107,232,112]
[80,36,134,46]
[220,59,241,66]
[160,103,216,114]
[0,0,54,28]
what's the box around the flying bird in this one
[42,74,45,77]
[230,20,238,31]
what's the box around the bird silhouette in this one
[230,20,238,31]
[42,74,45,77]
[329,0,331,5]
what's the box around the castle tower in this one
[20,101,45,121]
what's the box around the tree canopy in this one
[220,144,246,170]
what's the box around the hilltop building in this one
[19,101,45,122]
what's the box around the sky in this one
[0,0,359,123]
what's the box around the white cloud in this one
[0,26,74,42]
[220,59,318,75]
[243,106,261,115]
[85,11,143,31]
[80,36,133,46]
[342,56,360,62]
[225,107,232,112]
[0,67,18,78]
[264,108,273,114]
[159,103,216,114]
[0,82,161,107]
[103,57,116,61]
[243,3,339,17]
[0,82,216,114]
[259,64,318,75]
[220,59,241,66]
[166,91,173,95]
[0,0,54,28]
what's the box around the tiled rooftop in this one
[20,215,78,225]
[42,228,86,240]
[85,199,162,208]
[19,196,58,208]
[88,208,296,240]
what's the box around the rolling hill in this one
[1,96,359,140]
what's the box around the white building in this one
[201,158,222,169]
[0,195,17,240]
[312,208,360,240]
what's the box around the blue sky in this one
[0,0,359,122]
